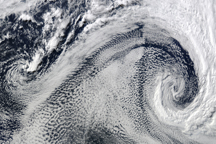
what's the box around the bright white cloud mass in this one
[0,0,216,143]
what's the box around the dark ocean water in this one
[0,0,215,143]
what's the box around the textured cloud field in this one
[0,0,216,143]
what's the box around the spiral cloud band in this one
[0,0,215,143]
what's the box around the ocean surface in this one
[0,0,216,143]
